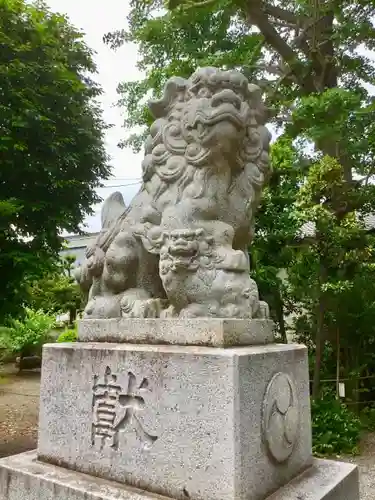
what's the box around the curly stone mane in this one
[90,68,271,256]
[142,67,271,216]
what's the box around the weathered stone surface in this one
[266,459,359,500]
[74,67,272,320]
[0,452,359,500]
[0,451,168,500]
[38,342,312,500]
[77,318,275,346]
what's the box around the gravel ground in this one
[342,433,375,500]
[0,365,374,498]
[0,366,40,458]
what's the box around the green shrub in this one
[0,327,14,361]
[0,309,55,357]
[311,397,361,456]
[0,326,13,346]
[57,328,77,343]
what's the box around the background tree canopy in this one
[0,0,111,321]
[104,0,375,160]
[26,254,82,326]
[105,0,375,399]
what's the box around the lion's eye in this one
[197,87,212,98]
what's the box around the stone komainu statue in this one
[75,67,272,319]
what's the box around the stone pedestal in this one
[0,452,359,500]
[77,318,276,346]
[37,341,311,500]
[0,319,359,500]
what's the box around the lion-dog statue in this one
[74,67,272,319]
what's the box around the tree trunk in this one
[336,327,340,399]
[69,307,77,326]
[312,254,327,400]
[274,288,288,343]
[312,301,324,400]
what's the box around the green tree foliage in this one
[311,394,362,456]
[26,255,82,325]
[0,308,55,358]
[289,156,375,399]
[105,0,375,399]
[0,0,111,321]
[104,0,375,155]
[250,137,305,341]
[57,327,78,343]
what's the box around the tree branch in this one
[243,1,321,93]
[255,63,286,76]
[244,6,316,92]
[291,15,330,54]
[245,8,298,63]
[269,19,297,29]
[262,4,301,25]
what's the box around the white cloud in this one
[45,0,144,233]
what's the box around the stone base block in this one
[77,318,275,346]
[267,458,359,500]
[38,342,312,500]
[0,452,359,500]
[0,451,165,500]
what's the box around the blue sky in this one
[45,0,145,234]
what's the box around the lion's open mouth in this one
[169,241,198,257]
[193,106,246,131]
[166,244,198,270]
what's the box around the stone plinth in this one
[77,318,275,346]
[37,341,312,500]
[0,452,359,500]
[267,458,359,500]
[0,451,167,500]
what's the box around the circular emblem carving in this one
[262,372,299,463]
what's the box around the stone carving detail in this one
[262,372,299,463]
[76,67,271,319]
[159,226,267,318]
[92,366,158,451]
